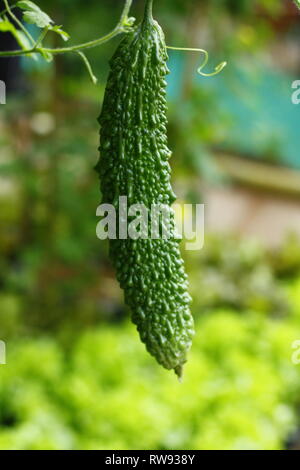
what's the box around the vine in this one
[0,0,135,83]
[0,0,226,82]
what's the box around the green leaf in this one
[23,10,53,28]
[17,1,53,28]
[16,1,43,12]
[15,29,31,49]
[0,16,37,60]
[14,30,38,60]
[0,17,15,33]
[49,25,70,42]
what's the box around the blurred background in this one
[1,0,300,450]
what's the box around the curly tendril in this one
[166,46,227,77]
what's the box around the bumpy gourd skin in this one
[96,12,194,377]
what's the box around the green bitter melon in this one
[96,0,194,377]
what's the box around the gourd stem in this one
[144,0,153,21]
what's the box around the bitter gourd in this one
[96,0,194,377]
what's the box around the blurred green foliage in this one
[0,307,300,450]
[188,237,290,316]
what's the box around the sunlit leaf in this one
[0,17,14,33]
[0,16,37,60]
[17,1,53,28]
[14,30,38,60]
[17,1,44,13]
[23,10,53,28]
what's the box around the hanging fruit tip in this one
[174,365,184,382]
